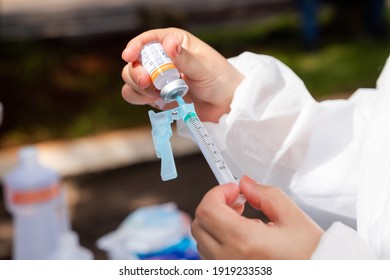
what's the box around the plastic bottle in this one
[140,41,188,103]
[3,146,64,259]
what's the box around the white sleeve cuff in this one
[311,222,377,259]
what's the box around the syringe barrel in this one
[176,96,246,206]
[184,113,236,185]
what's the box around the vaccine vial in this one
[140,42,188,103]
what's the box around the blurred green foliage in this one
[270,41,389,98]
[196,13,389,98]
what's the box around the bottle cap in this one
[19,146,37,158]
[160,79,189,103]
[18,146,39,165]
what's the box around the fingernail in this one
[175,35,182,54]
[122,49,128,60]
[154,98,166,109]
[176,42,182,55]
[240,175,257,186]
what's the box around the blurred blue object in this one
[96,202,200,260]
[296,0,387,50]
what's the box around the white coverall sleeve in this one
[197,52,375,222]
[177,52,388,259]
[311,222,377,259]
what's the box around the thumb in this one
[162,34,205,79]
[239,176,292,224]
[202,183,244,215]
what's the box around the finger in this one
[162,35,210,82]
[194,183,244,243]
[160,34,194,75]
[230,202,245,215]
[129,62,153,90]
[195,245,206,260]
[122,28,211,82]
[239,175,293,225]
[121,84,159,105]
[122,63,153,91]
[196,246,209,260]
[122,63,161,101]
[191,219,220,259]
[122,28,185,63]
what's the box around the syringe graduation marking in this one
[186,115,227,170]
[183,109,246,205]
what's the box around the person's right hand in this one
[191,176,324,259]
[121,28,244,122]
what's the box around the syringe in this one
[148,95,246,206]
[176,96,235,185]
[176,96,246,206]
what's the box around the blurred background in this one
[0,0,389,259]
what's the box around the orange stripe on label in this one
[150,63,176,82]
[6,183,61,204]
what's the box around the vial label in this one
[140,42,176,83]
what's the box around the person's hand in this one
[121,28,244,122]
[191,176,324,259]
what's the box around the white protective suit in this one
[200,53,390,259]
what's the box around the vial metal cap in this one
[160,79,189,103]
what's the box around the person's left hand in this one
[121,28,243,122]
[191,176,324,259]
